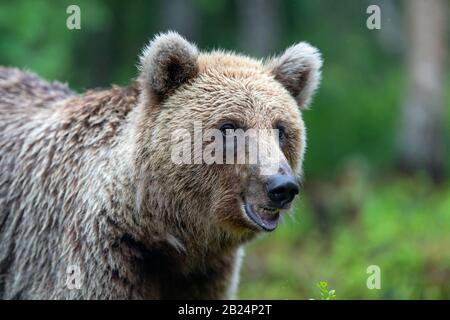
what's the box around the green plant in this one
[316,281,336,300]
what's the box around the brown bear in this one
[0,32,322,299]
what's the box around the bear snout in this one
[266,174,300,208]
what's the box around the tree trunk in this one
[160,0,198,40]
[397,0,448,182]
[237,0,280,56]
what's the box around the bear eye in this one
[220,123,237,136]
[276,124,287,144]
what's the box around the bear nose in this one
[266,175,299,208]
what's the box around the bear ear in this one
[138,31,199,101]
[267,42,322,109]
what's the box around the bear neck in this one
[104,88,248,276]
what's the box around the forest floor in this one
[239,175,450,299]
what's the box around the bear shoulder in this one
[0,67,75,109]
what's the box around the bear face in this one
[135,32,322,245]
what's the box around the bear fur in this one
[0,32,322,299]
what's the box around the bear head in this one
[134,31,322,247]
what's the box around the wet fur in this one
[0,32,321,299]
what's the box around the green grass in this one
[239,175,450,299]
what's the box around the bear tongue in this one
[244,203,280,232]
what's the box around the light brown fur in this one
[0,32,321,299]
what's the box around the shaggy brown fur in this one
[0,32,322,299]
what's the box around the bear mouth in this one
[243,202,281,232]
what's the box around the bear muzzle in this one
[241,173,299,232]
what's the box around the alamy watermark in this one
[366,5,381,30]
[66,264,82,290]
[366,265,381,289]
[170,121,284,176]
[66,5,81,30]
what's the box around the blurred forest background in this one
[0,0,449,299]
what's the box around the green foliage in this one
[239,176,450,299]
[313,282,336,300]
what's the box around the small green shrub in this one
[310,281,336,300]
